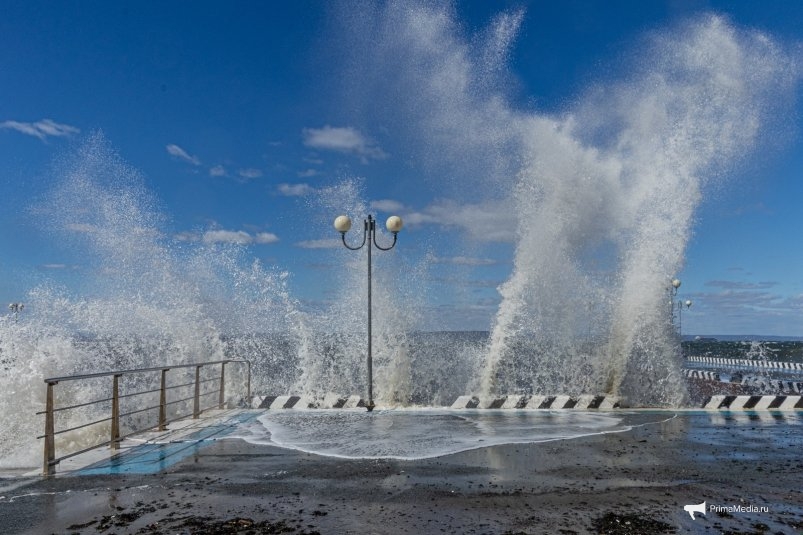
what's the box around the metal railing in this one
[38,359,250,476]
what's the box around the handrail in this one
[41,359,250,476]
[43,359,234,384]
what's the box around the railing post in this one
[219,362,227,409]
[193,365,201,418]
[246,360,251,400]
[43,381,56,476]
[111,375,121,450]
[159,369,168,431]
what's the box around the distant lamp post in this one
[667,278,692,336]
[677,299,692,336]
[8,302,24,323]
[668,279,681,325]
[334,213,403,412]
[671,278,682,294]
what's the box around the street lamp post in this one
[668,279,681,328]
[334,213,403,412]
[667,279,692,336]
[677,299,692,336]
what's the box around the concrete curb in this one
[250,394,803,411]
[252,394,364,409]
[702,394,803,410]
[450,395,620,409]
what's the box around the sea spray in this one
[0,138,450,471]
[483,15,799,405]
[332,3,799,405]
[0,134,304,467]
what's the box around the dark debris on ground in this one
[591,512,677,534]
[65,514,322,535]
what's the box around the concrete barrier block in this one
[551,395,573,409]
[269,395,292,409]
[292,395,313,409]
[753,396,775,411]
[258,395,278,409]
[574,394,596,409]
[450,395,474,409]
[729,395,753,410]
[478,396,506,409]
[342,395,363,409]
[703,395,726,409]
[597,396,619,409]
[524,395,547,409]
[501,395,524,409]
[779,395,802,410]
[322,392,345,409]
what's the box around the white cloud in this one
[684,288,803,336]
[431,256,497,266]
[295,238,340,249]
[255,232,279,244]
[238,168,263,180]
[166,144,201,166]
[41,263,67,269]
[209,165,227,177]
[297,168,320,178]
[428,276,502,288]
[402,212,440,226]
[705,280,778,290]
[278,183,315,197]
[404,199,515,242]
[203,230,252,245]
[302,125,387,162]
[370,199,406,213]
[200,229,278,245]
[174,231,200,242]
[0,118,79,141]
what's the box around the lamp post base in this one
[366,401,375,412]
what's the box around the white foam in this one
[243,409,631,460]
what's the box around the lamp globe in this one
[385,215,403,233]
[334,215,352,233]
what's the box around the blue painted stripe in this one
[77,411,260,475]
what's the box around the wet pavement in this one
[1,410,802,534]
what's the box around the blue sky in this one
[1,1,802,336]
